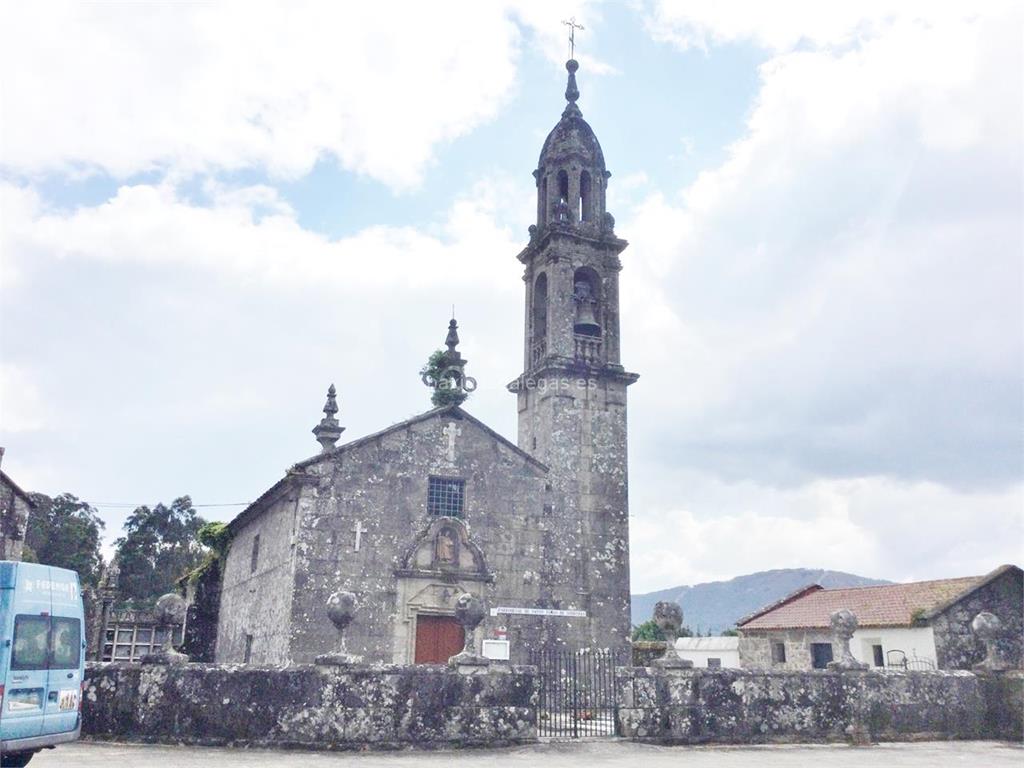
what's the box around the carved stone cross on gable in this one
[352,520,366,552]
[442,422,462,464]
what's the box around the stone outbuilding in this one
[736,564,1022,671]
[215,59,638,666]
[0,447,34,561]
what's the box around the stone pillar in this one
[449,592,490,674]
[972,612,1010,672]
[651,601,692,670]
[315,591,362,666]
[140,593,189,665]
[827,609,868,671]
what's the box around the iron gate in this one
[531,648,623,738]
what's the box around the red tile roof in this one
[737,576,982,630]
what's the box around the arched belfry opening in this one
[580,170,592,223]
[532,273,548,363]
[572,267,601,337]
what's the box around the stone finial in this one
[827,609,868,671]
[141,593,188,665]
[449,592,490,671]
[445,318,461,359]
[312,384,345,452]
[972,611,1009,672]
[565,59,580,105]
[421,318,477,407]
[651,601,692,670]
[316,590,362,666]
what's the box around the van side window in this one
[12,615,49,670]
[50,617,82,669]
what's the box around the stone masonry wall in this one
[617,667,1011,744]
[284,411,553,666]
[932,567,1023,670]
[82,663,1021,750]
[83,662,536,750]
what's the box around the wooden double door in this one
[414,614,464,664]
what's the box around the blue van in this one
[0,562,85,767]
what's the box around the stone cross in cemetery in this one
[827,609,869,671]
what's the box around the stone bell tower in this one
[509,59,638,651]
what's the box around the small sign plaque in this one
[490,606,587,618]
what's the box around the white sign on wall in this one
[490,606,587,618]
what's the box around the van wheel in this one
[1,752,34,767]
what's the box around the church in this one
[215,59,639,666]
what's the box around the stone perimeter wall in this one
[83,662,536,750]
[82,662,1022,750]
[618,667,1024,744]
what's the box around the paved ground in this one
[25,740,1023,767]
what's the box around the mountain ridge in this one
[631,568,892,634]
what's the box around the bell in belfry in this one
[573,280,601,337]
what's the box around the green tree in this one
[114,496,207,604]
[420,350,469,407]
[24,493,105,586]
[631,620,695,642]
[721,628,739,637]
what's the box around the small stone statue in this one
[652,601,692,670]
[827,609,868,671]
[449,592,490,671]
[141,593,188,665]
[972,612,1009,672]
[315,590,362,666]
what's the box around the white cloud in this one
[622,5,1022,493]
[629,471,1024,592]
[645,1,1012,53]
[0,1,604,189]
[0,364,47,433]
[0,177,525,292]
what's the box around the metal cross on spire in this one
[562,17,584,60]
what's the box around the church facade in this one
[215,59,638,666]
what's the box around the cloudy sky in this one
[1,1,1020,593]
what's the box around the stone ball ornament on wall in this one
[652,601,692,669]
[141,592,189,665]
[449,592,490,671]
[316,590,363,666]
[972,611,1010,671]
[827,608,868,671]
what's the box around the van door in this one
[42,567,83,735]
[2,566,51,743]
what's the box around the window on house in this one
[428,477,465,518]
[243,634,254,663]
[250,534,260,574]
[872,644,884,667]
[771,641,787,664]
[707,657,722,669]
[811,642,834,669]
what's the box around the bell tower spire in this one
[509,58,637,654]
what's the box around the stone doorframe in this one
[391,517,493,664]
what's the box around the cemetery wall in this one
[617,666,1023,744]
[81,662,1021,750]
[82,662,536,750]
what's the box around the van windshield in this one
[12,615,49,670]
